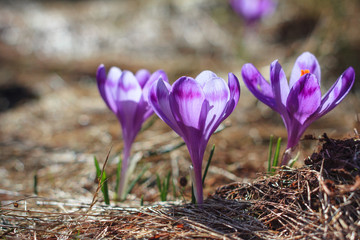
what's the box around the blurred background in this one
[0,0,359,203]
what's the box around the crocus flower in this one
[230,0,277,25]
[96,64,168,199]
[241,52,355,165]
[149,71,240,204]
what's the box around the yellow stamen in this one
[300,69,310,76]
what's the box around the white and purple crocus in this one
[149,71,240,204]
[96,64,168,199]
[241,52,355,165]
[230,0,277,25]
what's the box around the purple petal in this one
[116,71,142,135]
[149,79,182,135]
[135,69,151,88]
[96,65,122,113]
[270,60,289,113]
[223,73,241,120]
[170,77,206,129]
[142,70,168,121]
[143,70,168,103]
[317,67,355,117]
[230,0,277,23]
[241,63,277,111]
[202,75,230,139]
[286,74,321,125]
[290,52,321,88]
[195,70,218,88]
[117,71,142,103]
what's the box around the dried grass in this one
[1,136,360,239]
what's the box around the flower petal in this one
[241,63,277,111]
[135,69,151,88]
[96,65,122,113]
[223,73,241,120]
[170,77,206,129]
[143,70,168,103]
[116,71,142,134]
[270,60,289,113]
[290,52,321,88]
[286,74,321,125]
[317,67,355,117]
[202,75,230,139]
[230,0,277,23]
[117,71,142,103]
[149,79,182,135]
[142,70,168,121]
[195,70,218,88]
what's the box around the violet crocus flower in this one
[241,52,355,165]
[96,64,168,199]
[149,71,240,204]
[230,0,277,25]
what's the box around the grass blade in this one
[115,155,122,199]
[271,137,282,173]
[202,144,215,185]
[33,174,38,195]
[94,156,110,205]
[163,172,171,201]
[125,165,148,199]
[191,185,196,204]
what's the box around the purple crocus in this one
[230,0,277,25]
[149,71,240,204]
[96,64,168,199]
[241,52,355,165]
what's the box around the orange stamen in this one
[300,69,310,76]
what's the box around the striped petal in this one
[170,77,206,130]
[96,65,122,113]
[270,60,289,113]
[223,73,241,120]
[317,67,355,117]
[241,63,276,111]
[148,79,182,135]
[290,52,321,88]
[286,74,321,125]
[135,69,151,88]
[202,74,230,139]
[116,71,142,134]
[195,70,218,88]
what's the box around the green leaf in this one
[191,184,196,204]
[271,137,282,173]
[202,144,215,185]
[125,165,148,199]
[94,156,110,205]
[115,155,122,199]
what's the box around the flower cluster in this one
[96,52,355,203]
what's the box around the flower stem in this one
[118,144,131,200]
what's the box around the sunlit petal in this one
[270,60,289,113]
[317,67,355,117]
[286,74,321,125]
[241,63,276,111]
[289,52,321,88]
